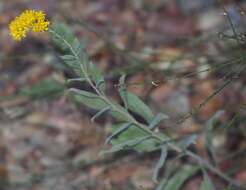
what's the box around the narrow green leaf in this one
[200,171,215,190]
[50,22,75,52]
[118,76,162,124]
[70,88,130,122]
[60,54,75,60]
[126,92,154,123]
[152,146,168,183]
[149,113,169,130]
[60,54,84,77]
[101,135,151,155]
[89,62,106,92]
[111,124,160,152]
[156,154,186,190]
[81,53,90,71]
[69,88,108,110]
[178,134,197,150]
[118,75,128,109]
[106,122,132,144]
[96,77,106,92]
[205,111,224,166]
[50,22,86,78]
[91,107,111,122]
[66,78,86,84]
[72,38,84,56]
[163,166,198,190]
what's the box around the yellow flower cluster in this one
[9,10,49,41]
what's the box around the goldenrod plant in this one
[8,10,244,190]
[9,10,49,41]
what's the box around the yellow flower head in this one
[9,10,49,41]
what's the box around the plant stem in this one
[49,29,243,189]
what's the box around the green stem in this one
[49,28,242,189]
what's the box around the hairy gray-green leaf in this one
[152,146,168,183]
[149,113,169,130]
[66,78,87,84]
[101,135,151,155]
[70,89,130,122]
[60,55,84,77]
[117,75,154,123]
[125,92,154,123]
[156,154,185,190]
[50,22,75,52]
[205,111,223,166]
[72,38,84,57]
[50,22,84,57]
[111,124,160,152]
[106,122,132,144]
[163,166,198,190]
[178,134,197,150]
[70,88,107,110]
[200,171,215,190]
[91,107,111,122]
[50,22,87,77]
[118,75,128,109]
[89,62,105,93]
